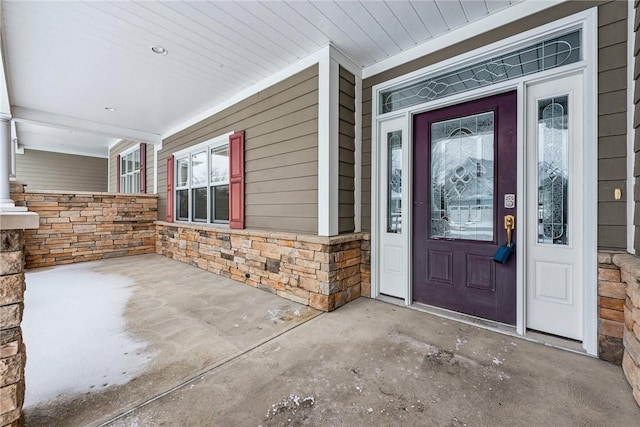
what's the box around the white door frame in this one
[370,9,598,355]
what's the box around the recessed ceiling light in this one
[104,107,116,112]
[151,45,168,55]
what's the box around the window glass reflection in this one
[431,112,494,241]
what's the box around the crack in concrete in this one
[96,311,326,427]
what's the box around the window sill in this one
[174,220,229,229]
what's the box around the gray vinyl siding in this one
[159,65,319,233]
[339,66,356,234]
[598,1,628,250]
[15,149,107,192]
[362,1,626,251]
[108,140,155,194]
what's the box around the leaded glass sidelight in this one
[537,95,569,245]
[431,112,494,241]
[387,130,402,233]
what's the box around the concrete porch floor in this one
[23,254,640,426]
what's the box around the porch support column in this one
[0,183,38,425]
[0,115,14,209]
[318,52,340,237]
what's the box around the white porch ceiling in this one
[15,122,120,158]
[1,0,521,157]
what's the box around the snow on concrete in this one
[22,262,152,407]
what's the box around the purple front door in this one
[413,91,517,325]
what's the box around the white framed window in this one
[174,134,230,224]
[120,146,141,194]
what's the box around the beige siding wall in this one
[362,1,626,250]
[339,66,356,233]
[108,140,155,193]
[597,1,629,249]
[15,149,107,192]
[159,65,319,233]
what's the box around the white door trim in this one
[582,7,598,356]
[627,0,636,255]
[370,8,598,356]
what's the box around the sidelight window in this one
[387,130,403,233]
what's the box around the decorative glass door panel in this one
[387,130,403,233]
[537,96,569,245]
[431,112,495,241]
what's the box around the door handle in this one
[504,215,515,247]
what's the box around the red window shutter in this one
[166,155,174,222]
[229,131,245,229]
[116,154,121,192]
[139,143,147,193]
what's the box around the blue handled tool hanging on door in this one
[494,215,515,264]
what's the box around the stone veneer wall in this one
[608,253,640,406]
[0,230,27,426]
[10,188,157,268]
[156,221,370,311]
[360,239,371,298]
[598,251,628,364]
[597,252,640,406]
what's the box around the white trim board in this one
[317,55,339,237]
[354,75,363,233]
[582,7,599,357]
[627,0,636,254]
[0,32,11,117]
[154,143,161,195]
[107,152,111,193]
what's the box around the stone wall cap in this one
[599,250,628,265]
[0,211,40,230]
[12,189,158,198]
[155,221,370,243]
[612,254,640,279]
